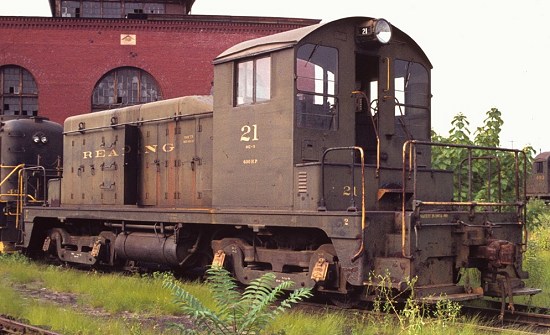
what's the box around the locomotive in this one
[12,16,539,307]
[0,116,62,253]
[527,151,550,201]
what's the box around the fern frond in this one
[163,278,229,334]
[165,322,197,335]
[239,276,298,334]
[274,287,313,315]
[205,266,243,319]
[241,273,279,304]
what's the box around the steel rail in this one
[0,314,62,335]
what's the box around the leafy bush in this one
[526,199,550,232]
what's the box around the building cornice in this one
[0,15,320,33]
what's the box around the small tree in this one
[432,108,533,202]
[163,266,313,335]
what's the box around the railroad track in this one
[462,300,550,333]
[0,315,61,335]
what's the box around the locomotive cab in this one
[212,17,437,210]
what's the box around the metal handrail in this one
[457,156,502,203]
[401,140,528,258]
[16,166,48,230]
[318,146,366,262]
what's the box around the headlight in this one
[373,19,392,44]
[32,132,48,145]
[357,18,392,44]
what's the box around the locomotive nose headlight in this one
[373,19,392,44]
[32,132,48,144]
[357,18,392,44]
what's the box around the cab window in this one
[295,44,338,130]
[394,60,429,115]
[235,56,271,106]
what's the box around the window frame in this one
[295,43,339,131]
[393,59,430,116]
[91,67,161,112]
[61,0,166,18]
[234,55,271,106]
[0,65,38,116]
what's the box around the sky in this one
[1,0,549,153]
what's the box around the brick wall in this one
[0,16,318,124]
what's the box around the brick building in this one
[0,0,318,123]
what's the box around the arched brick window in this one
[0,65,38,116]
[92,67,162,112]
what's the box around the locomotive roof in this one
[63,95,213,133]
[213,16,431,67]
[534,151,550,161]
[213,22,320,64]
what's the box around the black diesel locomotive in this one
[0,116,62,252]
[15,17,539,306]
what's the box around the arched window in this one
[92,67,162,112]
[0,65,38,116]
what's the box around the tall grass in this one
[266,310,362,335]
[0,279,157,334]
[522,199,550,306]
[0,255,200,314]
[0,254,205,334]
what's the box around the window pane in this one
[61,1,80,17]
[296,93,337,130]
[296,44,338,94]
[255,57,270,102]
[296,59,316,92]
[125,3,142,16]
[140,72,159,103]
[103,2,121,18]
[22,97,38,116]
[22,70,37,94]
[144,3,165,14]
[237,61,253,105]
[4,67,19,94]
[4,97,19,115]
[82,2,101,17]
